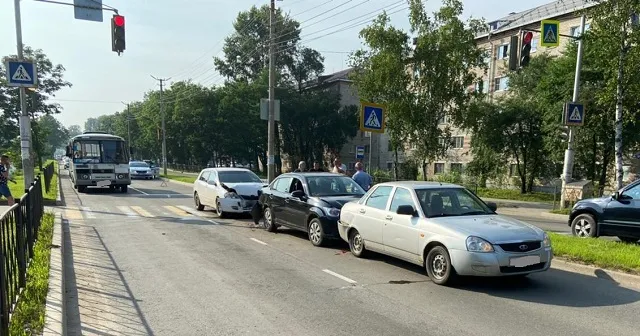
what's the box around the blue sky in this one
[1,0,552,127]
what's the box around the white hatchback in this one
[193,168,265,218]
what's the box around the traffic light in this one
[520,31,533,67]
[111,14,126,54]
[559,125,570,142]
[508,35,519,71]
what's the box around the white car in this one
[193,168,265,218]
[338,181,552,286]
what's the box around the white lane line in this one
[207,219,220,225]
[116,206,138,217]
[249,238,268,246]
[80,207,96,219]
[323,269,357,284]
[129,186,149,195]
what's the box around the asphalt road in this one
[60,174,640,336]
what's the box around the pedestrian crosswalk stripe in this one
[81,207,96,219]
[117,206,138,217]
[64,207,83,220]
[177,205,195,214]
[130,206,155,218]
[163,205,191,217]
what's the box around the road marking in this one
[64,207,83,220]
[130,206,155,218]
[177,205,196,214]
[323,269,357,284]
[80,207,96,219]
[117,206,138,217]
[163,205,191,217]
[129,187,149,195]
[250,238,268,245]
[207,220,220,225]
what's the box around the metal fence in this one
[0,176,45,335]
[42,162,54,194]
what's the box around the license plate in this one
[509,255,540,267]
[97,180,111,187]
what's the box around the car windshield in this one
[306,176,365,197]
[130,162,149,168]
[218,170,262,183]
[415,187,493,218]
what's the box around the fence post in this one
[15,204,26,288]
[25,184,34,259]
[0,251,8,336]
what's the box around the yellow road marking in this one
[64,207,83,220]
[163,205,191,217]
[130,206,154,218]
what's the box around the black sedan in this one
[568,179,640,242]
[256,172,366,247]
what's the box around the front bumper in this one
[75,179,131,186]
[449,247,553,277]
[131,171,154,178]
[218,197,257,213]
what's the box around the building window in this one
[496,44,509,60]
[348,162,356,170]
[434,163,445,174]
[474,80,489,94]
[451,136,464,149]
[364,145,370,153]
[386,162,393,170]
[438,114,451,125]
[509,164,519,176]
[438,137,447,148]
[450,163,463,173]
[570,23,591,37]
[483,49,491,65]
[531,38,538,53]
[494,77,509,91]
[387,140,393,152]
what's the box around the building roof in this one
[476,0,596,39]
[302,68,354,90]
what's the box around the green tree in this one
[67,124,82,138]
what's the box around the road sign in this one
[356,146,365,159]
[260,98,280,121]
[74,0,104,22]
[564,102,585,126]
[360,102,385,133]
[541,19,560,47]
[5,60,37,88]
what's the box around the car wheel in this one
[308,218,326,247]
[194,192,204,211]
[216,198,227,218]
[77,186,86,193]
[348,229,367,258]
[425,245,457,286]
[571,214,597,238]
[618,236,639,243]
[121,185,128,193]
[263,207,277,232]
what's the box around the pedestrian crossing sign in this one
[4,60,37,87]
[360,102,385,133]
[563,102,585,126]
[541,19,560,47]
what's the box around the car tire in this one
[571,214,597,238]
[263,207,277,232]
[194,192,205,211]
[78,186,86,193]
[121,185,128,193]
[425,245,457,286]
[308,218,326,247]
[216,198,227,218]
[618,236,639,243]
[348,229,367,258]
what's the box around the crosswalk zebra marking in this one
[130,206,155,218]
[117,206,138,217]
[80,207,96,219]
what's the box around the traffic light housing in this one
[111,15,125,54]
[520,31,533,67]
[508,35,519,71]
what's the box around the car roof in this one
[202,167,253,172]
[375,181,465,189]
[280,172,345,178]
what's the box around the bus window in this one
[101,140,128,163]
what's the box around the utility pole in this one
[13,0,34,189]
[560,15,586,208]
[151,75,170,177]
[267,0,276,183]
[122,101,131,160]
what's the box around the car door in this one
[205,171,221,205]
[349,185,393,250]
[604,183,640,237]
[281,177,309,229]
[269,176,293,225]
[383,187,421,260]
[195,171,211,205]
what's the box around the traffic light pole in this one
[560,15,586,208]
[267,0,276,183]
[13,0,34,190]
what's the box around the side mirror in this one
[208,180,217,186]
[486,202,498,212]
[397,205,416,216]
[613,191,620,200]
[65,146,72,158]
[291,190,305,199]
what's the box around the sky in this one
[0,0,554,128]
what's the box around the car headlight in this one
[224,192,239,198]
[543,233,551,248]
[322,207,341,217]
[466,236,494,253]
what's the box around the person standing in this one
[310,161,324,172]
[293,161,307,172]
[332,158,347,174]
[352,162,373,191]
[0,155,15,206]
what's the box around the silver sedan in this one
[338,181,553,285]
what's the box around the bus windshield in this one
[73,140,128,164]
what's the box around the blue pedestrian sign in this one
[564,102,585,126]
[5,60,37,88]
[360,102,385,133]
[541,19,560,47]
[356,146,365,159]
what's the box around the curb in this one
[551,258,640,289]
[42,213,65,336]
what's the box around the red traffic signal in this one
[111,15,126,54]
[523,31,533,44]
[113,15,125,27]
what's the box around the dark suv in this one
[568,179,640,243]
[257,172,365,247]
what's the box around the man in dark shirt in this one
[309,161,324,172]
[0,155,14,206]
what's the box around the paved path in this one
[59,175,640,336]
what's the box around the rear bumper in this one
[75,179,131,186]
[319,217,341,239]
[219,198,257,213]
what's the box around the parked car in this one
[257,172,366,247]
[338,181,553,285]
[568,179,640,243]
[129,161,154,179]
[193,168,265,218]
[143,160,160,179]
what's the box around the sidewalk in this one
[480,197,568,221]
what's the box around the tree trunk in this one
[590,133,597,182]
[614,25,626,190]
[393,149,399,180]
[422,158,427,181]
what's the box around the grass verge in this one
[476,188,556,203]
[9,160,58,201]
[162,173,196,184]
[548,232,640,274]
[9,212,55,335]
[550,208,571,215]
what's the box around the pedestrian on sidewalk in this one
[293,161,307,172]
[352,162,373,191]
[309,161,324,172]
[0,155,15,206]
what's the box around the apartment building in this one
[422,0,596,179]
